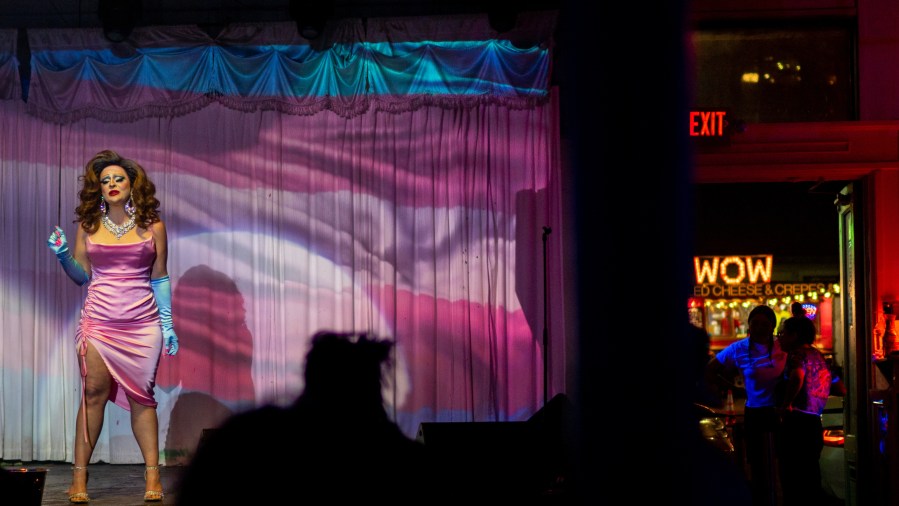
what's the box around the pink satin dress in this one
[75,235,162,414]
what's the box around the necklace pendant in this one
[102,215,136,239]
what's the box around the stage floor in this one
[4,461,185,505]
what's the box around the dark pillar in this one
[560,1,698,503]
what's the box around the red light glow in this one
[823,429,844,447]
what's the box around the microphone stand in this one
[542,225,551,407]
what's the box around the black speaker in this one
[0,467,47,506]
[417,420,530,448]
[417,420,548,501]
[527,393,575,499]
[415,395,576,502]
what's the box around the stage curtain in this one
[0,13,565,466]
[0,29,18,100]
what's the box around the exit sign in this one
[689,109,730,145]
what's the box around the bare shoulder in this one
[146,220,168,250]
[75,223,88,241]
[149,220,168,237]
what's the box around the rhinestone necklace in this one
[102,214,136,239]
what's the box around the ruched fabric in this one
[75,236,162,437]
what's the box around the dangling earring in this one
[125,196,136,217]
[99,195,107,214]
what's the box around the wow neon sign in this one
[694,255,774,285]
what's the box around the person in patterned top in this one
[776,314,831,506]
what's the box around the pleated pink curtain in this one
[0,14,566,465]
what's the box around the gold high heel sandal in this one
[144,465,164,502]
[68,465,90,504]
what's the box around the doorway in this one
[693,180,852,505]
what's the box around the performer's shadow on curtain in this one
[157,264,256,465]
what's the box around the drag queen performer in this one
[47,150,179,503]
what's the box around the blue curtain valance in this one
[0,29,19,101]
[25,12,556,124]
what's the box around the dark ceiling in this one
[0,0,553,29]
[693,181,843,265]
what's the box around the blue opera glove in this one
[47,226,89,286]
[151,275,179,356]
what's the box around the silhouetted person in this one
[692,321,719,407]
[688,322,753,506]
[175,331,433,505]
[777,315,831,506]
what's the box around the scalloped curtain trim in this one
[25,91,552,124]
[23,13,556,124]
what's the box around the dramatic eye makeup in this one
[100,175,127,185]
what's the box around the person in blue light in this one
[705,304,788,506]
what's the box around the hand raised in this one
[49,225,89,286]
[48,226,69,255]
